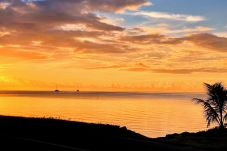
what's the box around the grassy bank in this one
[0,116,226,151]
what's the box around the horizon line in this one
[0,89,205,94]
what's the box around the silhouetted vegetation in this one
[193,82,227,129]
[157,127,227,151]
[0,115,226,150]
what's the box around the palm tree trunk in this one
[220,121,224,129]
[220,111,224,129]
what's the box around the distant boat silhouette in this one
[54,89,60,92]
[76,90,80,92]
[54,85,60,92]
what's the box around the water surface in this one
[0,91,208,138]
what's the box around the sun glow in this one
[0,76,11,83]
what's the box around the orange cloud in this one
[0,48,48,60]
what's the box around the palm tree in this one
[193,82,227,129]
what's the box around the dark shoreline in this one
[0,115,226,151]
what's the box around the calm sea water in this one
[0,91,208,138]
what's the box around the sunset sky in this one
[0,0,227,92]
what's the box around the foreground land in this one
[0,116,226,151]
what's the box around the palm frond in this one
[193,82,227,128]
[192,98,205,104]
[194,82,227,128]
[224,113,227,121]
[203,101,220,127]
[193,97,219,127]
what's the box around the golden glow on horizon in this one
[0,76,10,83]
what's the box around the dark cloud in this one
[74,40,136,53]
[123,67,227,74]
[83,0,150,12]
[1,0,149,58]
[121,34,166,44]
[121,33,227,52]
[0,0,149,27]
[182,33,227,51]
[152,68,227,74]
[34,0,149,13]
[86,64,127,70]
[121,34,182,45]
[1,0,149,12]
[118,62,227,74]
[0,1,125,31]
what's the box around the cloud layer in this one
[135,11,206,22]
[0,0,226,62]
[0,0,227,91]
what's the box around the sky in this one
[0,0,227,92]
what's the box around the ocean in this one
[0,91,208,138]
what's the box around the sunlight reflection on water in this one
[0,91,208,138]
